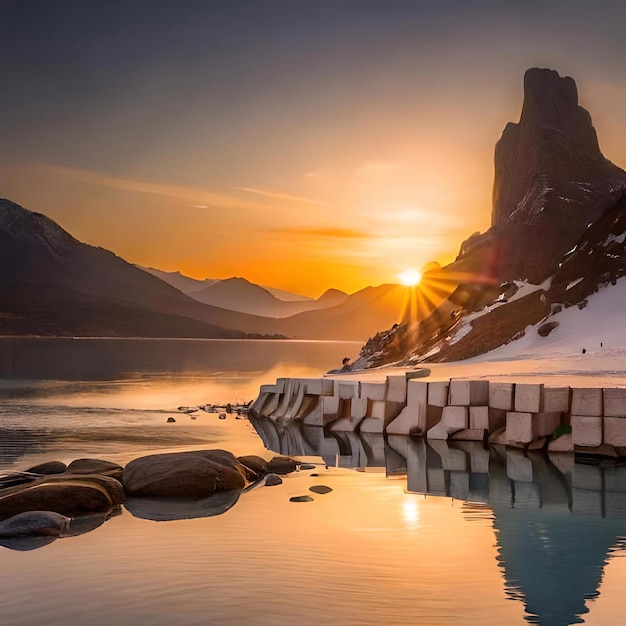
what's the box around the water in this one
[1,338,625,625]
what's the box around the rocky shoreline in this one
[0,450,313,550]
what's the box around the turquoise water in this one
[0,338,625,625]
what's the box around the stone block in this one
[386,406,417,436]
[426,466,448,496]
[469,406,489,431]
[571,415,602,447]
[350,397,368,421]
[322,379,335,395]
[360,382,386,401]
[506,412,534,444]
[322,395,340,416]
[249,392,269,415]
[442,405,468,433]
[543,387,570,413]
[488,408,506,431]
[259,384,277,394]
[547,432,573,453]
[489,382,515,411]
[571,387,603,417]
[260,393,280,418]
[449,379,489,406]
[427,419,448,440]
[302,378,324,396]
[285,381,306,419]
[603,388,626,417]
[514,384,543,413]
[275,378,287,394]
[336,381,359,399]
[386,375,408,403]
[449,429,484,441]
[428,382,449,407]
[387,380,429,436]
[534,412,562,438]
[604,417,626,447]
[369,400,386,420]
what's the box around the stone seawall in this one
[249,374,626,455]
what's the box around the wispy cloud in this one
[269,227,369,239]
[233,186,326,206]
[38,164,277,212]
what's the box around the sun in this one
[398,269,422,286]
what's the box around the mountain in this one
[362,68,626,366]
[262,285,313,302]
[140,267,219,294]
[452,67,626,284]
[140,268,346,318]
[0,199,404,340]
[0,199,278,338]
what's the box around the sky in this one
[2,0,626,297]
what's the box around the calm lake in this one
[1,338,625,626]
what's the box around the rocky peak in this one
[0,198,79,255]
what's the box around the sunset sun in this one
[398,269,422,286]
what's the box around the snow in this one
[333,277,626,387]
[566,277,584,290]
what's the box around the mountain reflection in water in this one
[250,415,626,626]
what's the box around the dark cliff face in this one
[456,68,626,284]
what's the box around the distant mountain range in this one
[365,68,626,366]
[141,267,348,318]
[0,199,413,340]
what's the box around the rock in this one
[167,417,176,423]
[309,485,332,495]
[290,495,314,502]
[122,449,247,498]
[218,413,227,420]
[299,463,317,471]
[538,321,559,337]
[266,456,298,475]
[0,511,70,537]
[0,474,125,521]
[66,459,124,482]
[26,461,67,475]
[264,474,283,486]
[237,455,269,480]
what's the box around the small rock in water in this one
[299,463,317,471]
[290,495,314,503]
[309,485,332,495]
[218,413,227,420]
[310,473,319,477]
[265,474,283,486]
[166,417,176,423]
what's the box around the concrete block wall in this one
[250,375,626,454]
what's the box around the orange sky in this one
[2,2,626,297]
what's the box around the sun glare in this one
[398,269,422,286]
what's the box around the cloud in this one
[269,227,369,239]
[233,186,326,206]
[37,164,278,212]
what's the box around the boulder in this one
[309,485,332,494]
[26,461,67,475]
[0,511,70,537]
[538,321,559,337]
[0,474,124,521]
[290,495,313,502]
[123,449,247,498]
[264,474,283,486]
[237,455,269,480]
[266,456,298,475]
[66,459,124,482]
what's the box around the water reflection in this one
[250,416,626,625]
